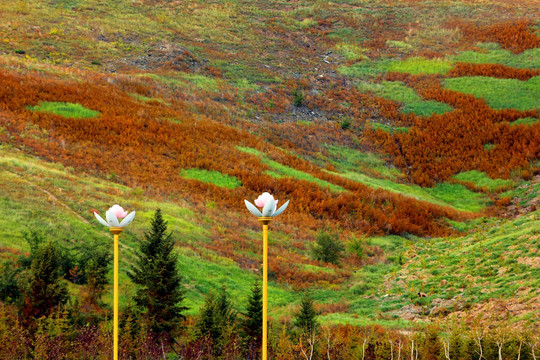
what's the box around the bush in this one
[340,117,352,130]
[347,237,366,260]
[292,88,304,107]
[311,231,345,265]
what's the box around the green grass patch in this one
[139,73,184,88]
[401,101,452,116]
[180,168,241,189]
[301,263,335,274]
[511,117,539,126]
[386,40,413,50]
[237,147,344,192]
[446,217,486,232]
[358,81,420,103]
[175,247,295,315]
[385,57,453,75]
[453,47,540,69]
[324,144,402,180]
[370,122,409,134]
[453,170,514,191]
[130,93,165,104]
[357,81,452,116]
[333,171,489,212]
[26,101,100,119]
[178,73,220,91]
[366,235,408,252]
[296,120,312,126]
[501,181,540,207]
[295,18,318,29]
[214,61,281,85]
[423,182,489,212]
[327,27,361,43]
[231,78,260,91]
[340,57,453,78]
[443,76,540,111]
[335,43,369,61]
[263,161,343,192]
[139,73,220,92]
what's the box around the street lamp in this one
[93,205,136,360]
[245,192,289,360]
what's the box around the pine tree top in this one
[128,208,187,335]
[294,293,318,335]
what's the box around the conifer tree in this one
[0,261,21,303]
[197,286,236,342]
[196,286,238,357]
[215,285,235,326]
[129,208,187,335]
[85,257,109,306]
[294,293,318,335]
[197,292,220,343]
[21,240,69,321]
[243,282,262,346]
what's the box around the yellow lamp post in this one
[245,193,289,360]
[93,205,136,360]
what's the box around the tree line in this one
[0,209,320,359]
[1,209,538,359]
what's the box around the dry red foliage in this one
[305,85,416,128]
[0,69,469,239]
[452,19,540,54]
[0,69,482,286]
[448,62,540,80]
[248,87,291,114]
[366,73,540,186]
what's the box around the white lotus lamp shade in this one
[94,204,135,228]
[245,192,289,217]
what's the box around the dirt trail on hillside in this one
[6,170,89,224]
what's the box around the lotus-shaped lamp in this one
[245,192,289,218]
[93,204,136,228]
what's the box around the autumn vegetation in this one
[0,0,539,358]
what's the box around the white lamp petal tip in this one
[119,211,136,227]
[245,200,263,217]
[94,212,110,227]
[272,199,289,217]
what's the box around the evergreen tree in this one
[0,261,21,303]
[197,286,236,340]
[215,285,235,326]
[128,208,187,335]
[294,293,318,335]
[85,257,109,306]
[243,282,262,346]
[197,292,220,343]
[21,240,69,321]
[20,229,75,282]
[311,230,344,264]
[18,228,46,269]
[196,286,237,356]
[76,240,111,286]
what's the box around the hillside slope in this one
[0,0,539,328]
